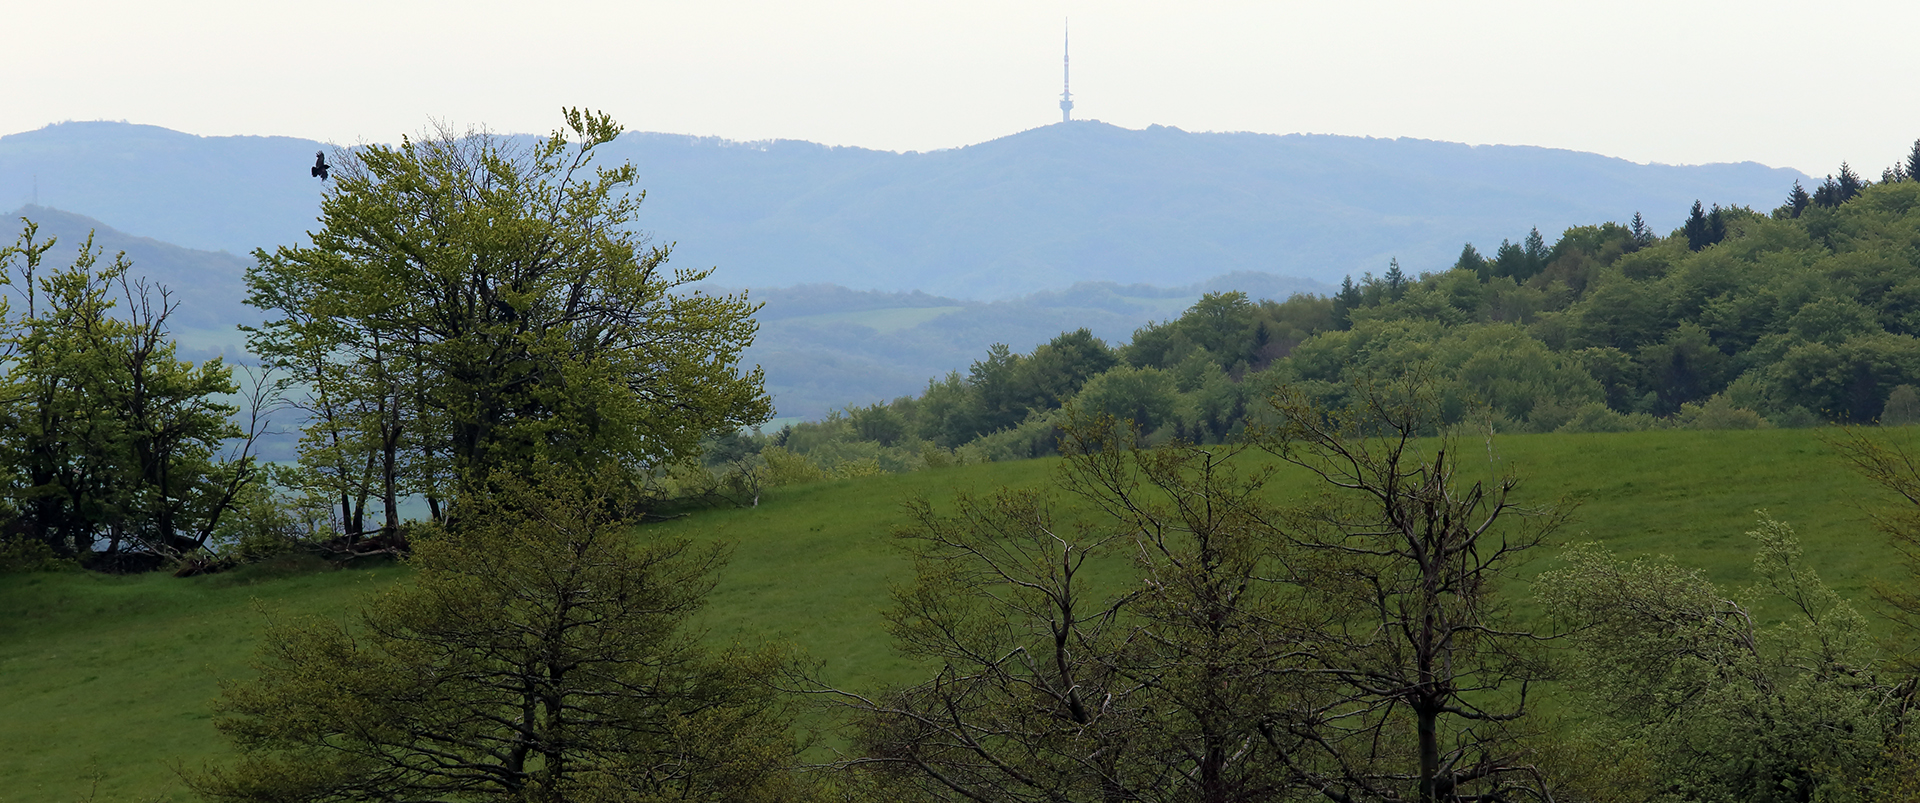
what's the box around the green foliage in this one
[753,175,1920,470]
[245,110,770,534]
[9,425,1920,802]
[1538,518,1904,803]
[187,468,809,803]
[0,219,262,566]
[0,536,69,572]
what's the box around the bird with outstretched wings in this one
[311,151,330,180]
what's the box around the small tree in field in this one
[187,467,809,803]
[1259,380,1566,803]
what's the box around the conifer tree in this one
[1332,275,1361,329]
[1684,200,1712,251]
[1382,258,1407,300]
[1838,162,1866,201]
[1814,175,1841,208]
[1492,239,1528,279]
[1524,226,1548,264]
[1786,181,1812,218]
[1453,243,1488,277]
[1629,211,1655,246]
[1907,138,1920,183]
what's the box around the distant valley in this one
[2,206,1326,417]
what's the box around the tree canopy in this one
[0,220,263,569]
[246,109,771,540]
[188,468,808,803]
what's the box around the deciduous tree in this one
[187,467,808,803]
[1260,381,1565,803]
[0,220,263,566]
[835,382,1565,803]
[246,109,770,534]
[1538,518,1907,803]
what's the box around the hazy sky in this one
[7,0,1916,176]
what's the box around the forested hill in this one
[1,120,1803,297]
[737,176,1920,474]
[1,205,254,354]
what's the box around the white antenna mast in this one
[1059,20,1074,123]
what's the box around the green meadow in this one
[1,426,1908,803]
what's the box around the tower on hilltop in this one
[1059,21,1074,123]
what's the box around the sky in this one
[6,0,1917,177]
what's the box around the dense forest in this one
[697,147,1920,485]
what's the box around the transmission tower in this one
[1060,20,1074,123]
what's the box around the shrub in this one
[1676,394,1769,430]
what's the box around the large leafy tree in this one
[247,109,770,537]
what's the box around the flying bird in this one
[311,151,330,180]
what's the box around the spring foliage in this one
[245,110,770,536]
[188,468,808,803]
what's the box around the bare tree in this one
[826,383,1562,803]
[1259,380,1567,803]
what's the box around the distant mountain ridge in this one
[1,205,254,350]
[0,120,1807,298]
[0,205,1329,417]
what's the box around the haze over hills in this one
[2,205,255,357]
[0,118,1817,416]
[1,120,1808,298]
[0,205,1328,417]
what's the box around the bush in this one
[1770,405,1824,429]
[1885,384,1920,425]
[0,536,71,573]
[1556,403,1637,434]
[1676,394,1769,430]
[761,446,827,486]
[833,458,886,479]
[209,478,309,565]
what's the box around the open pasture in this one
[0,426,1907,802]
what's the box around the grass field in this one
[2,426,1911,802]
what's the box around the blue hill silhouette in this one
[1,120,1806,298]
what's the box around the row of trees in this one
[0,222,266,569]
[0,109,775,571]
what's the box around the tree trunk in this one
[1417,702,1442,803]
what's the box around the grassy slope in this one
[0,426,1904,802]
[0,557,408,803]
